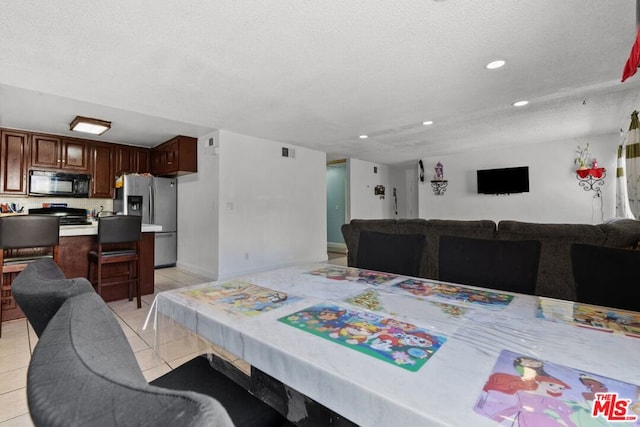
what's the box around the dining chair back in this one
[88,215,142,308]
[571,243,640,311]
[11,259,94,337]
[0,215,60,337]
[439,235,541,294]
[355,230,426,277]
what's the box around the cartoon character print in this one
[313,308,347,331]
[330,320,379,345]
[491,375,577,427]
[396,279,434,297]
[578,374,608,402]
[397,331,434,348]
[241,291,288,311]
[513,356,549,381]
[482,356,548,396]
[369,334,399,352]
[380,317,417,332]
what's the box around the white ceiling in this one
[2,0,640,166]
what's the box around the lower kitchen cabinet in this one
[0,232,156,322]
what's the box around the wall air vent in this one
[282,147,296,159]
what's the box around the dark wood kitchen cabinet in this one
[90,142,114,198]
[151,136,197,176]
[115,145,151,175]
[61,138,90,171]
[115,145,133,175]
[135,147,150,173]
[31,135,89,172]
[0,130,29,195]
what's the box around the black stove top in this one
[29,207,91,226]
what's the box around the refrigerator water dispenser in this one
[127,195,143,215]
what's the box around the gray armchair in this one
[28,292,234,427]
[13,260,288,427]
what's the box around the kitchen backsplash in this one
[0,197,113,215]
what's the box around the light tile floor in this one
[0,255,347,426]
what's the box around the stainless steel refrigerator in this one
[113,174,177,267]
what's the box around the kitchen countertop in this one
[59,223,162,237]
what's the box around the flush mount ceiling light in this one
[69,116,111,135]
[513,100,529,107]
[486,60,506,70]
[422,120,434,126]
[359,135,369,139]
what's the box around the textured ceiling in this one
[1,0,640,165]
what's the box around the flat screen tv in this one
[477,166,529,194]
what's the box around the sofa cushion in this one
[11,259,94,337]
[27,292,233,427]
[497,221,607,300]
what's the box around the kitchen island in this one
[1,223,161,322]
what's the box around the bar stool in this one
[88,215,142,308]
[0,215,60,338]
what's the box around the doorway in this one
[327,160,347,254]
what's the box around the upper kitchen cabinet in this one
[135,148,150,174]
[115,145,133,175]
[115,145,151,175]
[151,136,197,176]
[0,129,30,195]
[31,135,89,172]
[90,142,114,198]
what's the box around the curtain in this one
[619,111,640,219]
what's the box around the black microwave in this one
[28,170,91,198]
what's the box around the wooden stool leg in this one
[127,259,133,302]
[1,251,4,338]
[136,256,141,309]
[97,262,102,298]
[0,274,3,338]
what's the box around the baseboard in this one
[327,242,347,254]
[174,261,218,281]
[217,254,327,280]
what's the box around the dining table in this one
[145,263,640,427]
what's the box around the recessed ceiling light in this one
[486,60,506,70]
[513,100,529,107]
[422,121,434,126]
[359,135,368,139]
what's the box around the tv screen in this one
[477,166,529,194]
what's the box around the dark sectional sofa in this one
[341,218,640,301]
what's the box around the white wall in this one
[348,158,395,219]
[404,167,419,218]
[217,130,327,279]
[347,158,415,220]
[418,134,620,224]
[176,130,220,279]
[178,130,327,279]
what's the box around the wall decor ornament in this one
[575,143,591,169]
[430,161,448,195]
[574,144,605,195]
